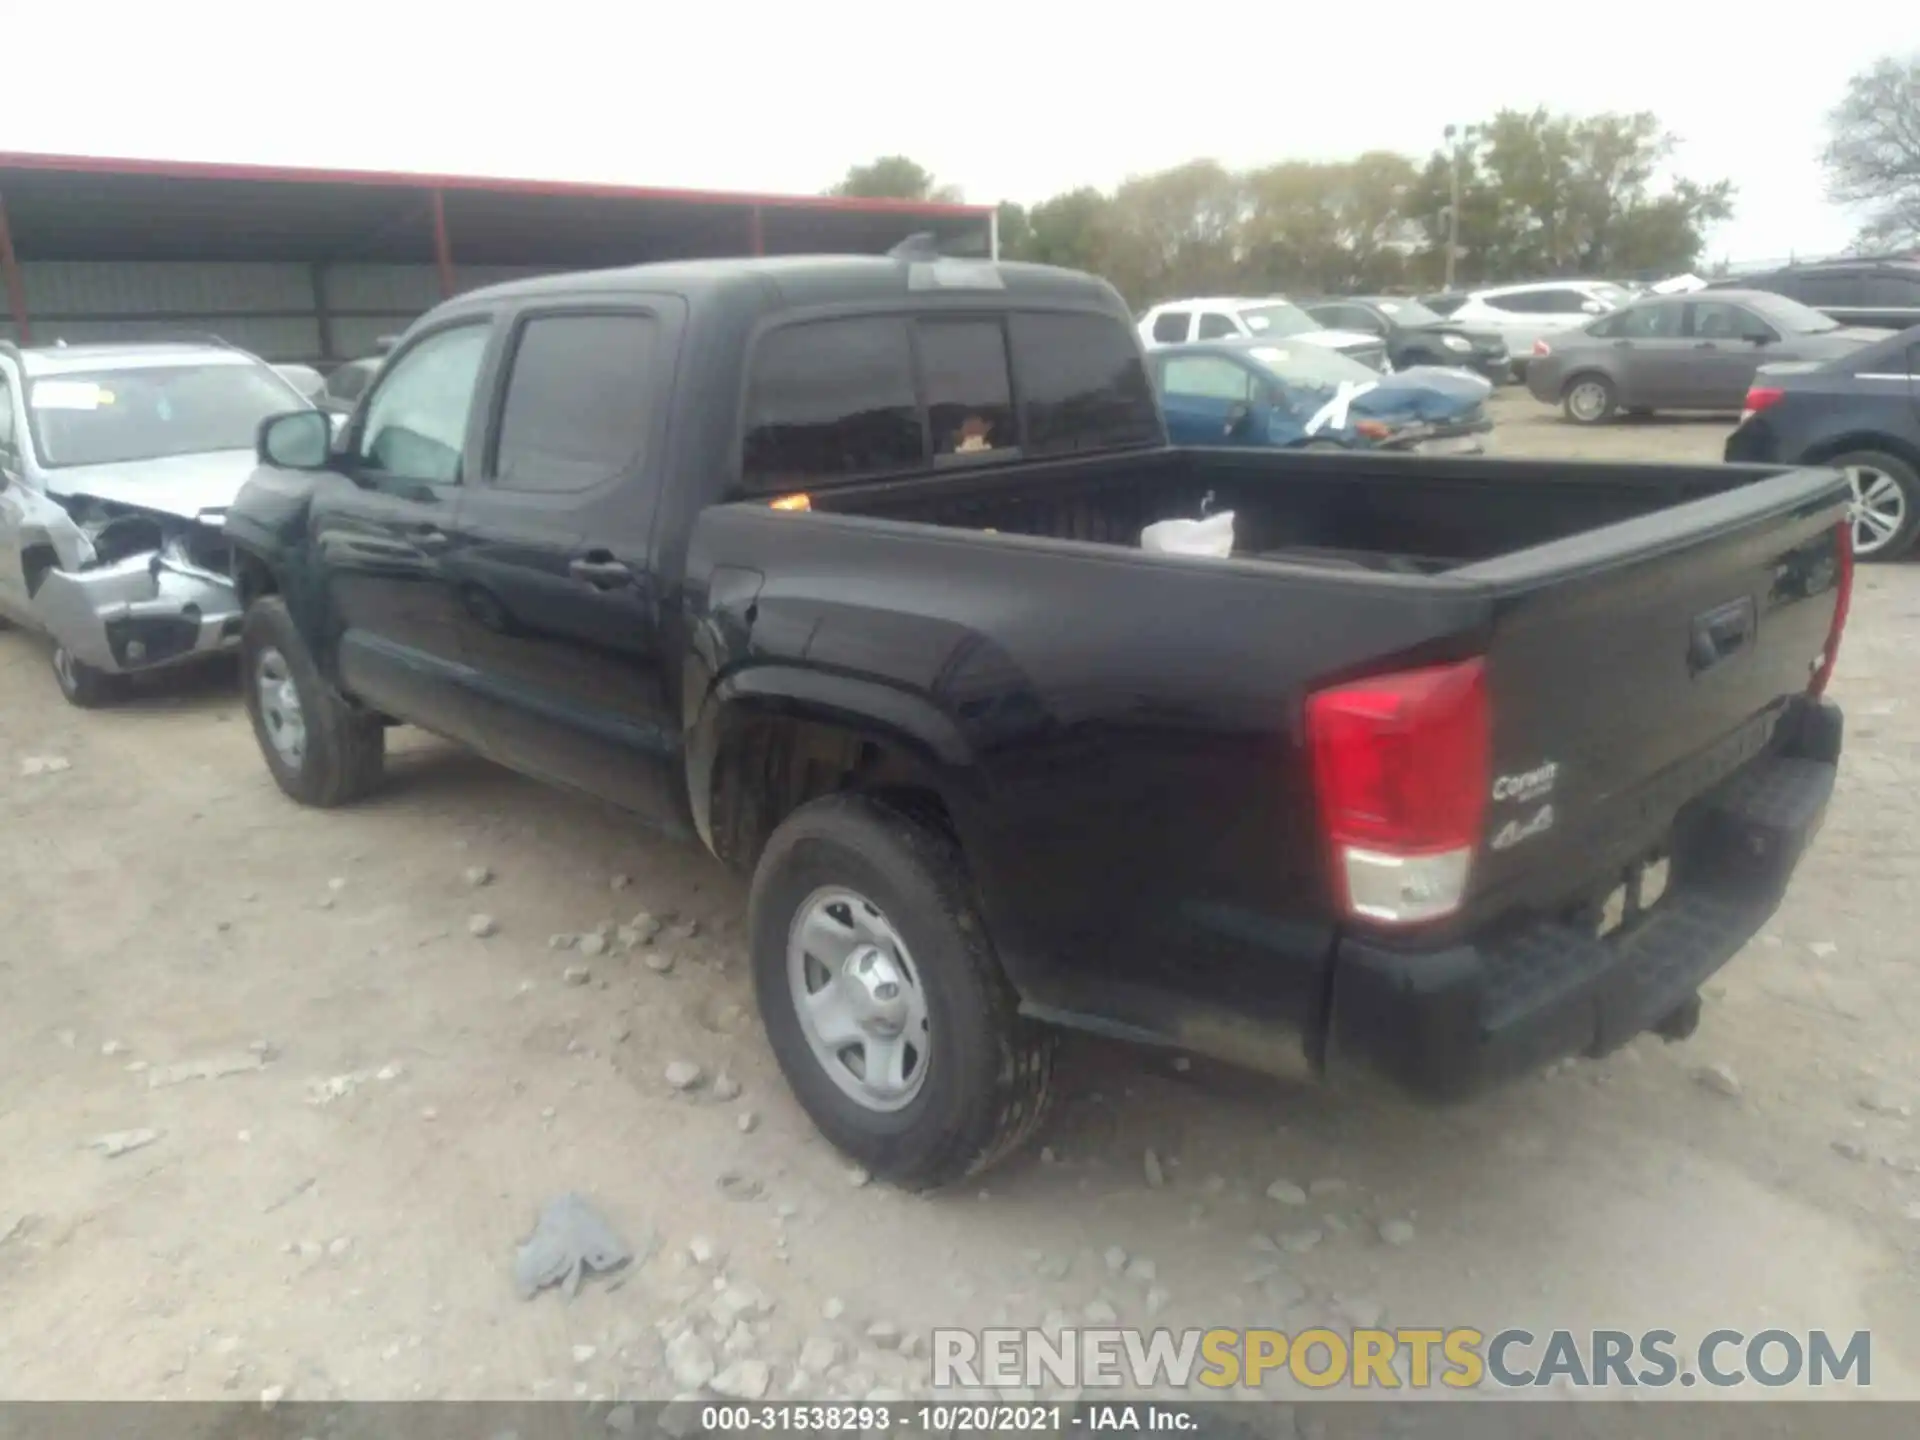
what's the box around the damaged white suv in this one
[0,339,316,706]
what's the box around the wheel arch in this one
[1800,431,1920,476]
[688,667,977,876]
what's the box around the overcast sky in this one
[7,2,1914,265]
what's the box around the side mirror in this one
[1581,300,1606,314]
[258,409,333,470]
[328,412,349,439]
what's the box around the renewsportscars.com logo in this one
[933,1327,1873,1392]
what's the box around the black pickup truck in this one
[226,251,1849,1188]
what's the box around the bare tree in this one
[1824,55,1920,250]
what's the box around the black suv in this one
[1713,257,1920,332]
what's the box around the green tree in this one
[1101,160,1245,304]
[829,156,962,203]
[1824,54,1920,249]
[1019,188,1115,272]
[1405,109,1732,283]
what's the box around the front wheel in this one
[1562,374,1617,424]
[1832,450,1920,562]
[749,793,1056,1190]
[241,597,385,806]
[52,643,122,708]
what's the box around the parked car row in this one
[0,249,1858,1193]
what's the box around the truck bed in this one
[805,445,1762,574]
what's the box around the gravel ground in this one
[3,396,1918,1407]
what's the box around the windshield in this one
[1750,292,1843,334]
[1236,303,1320,338]
[26,363,304,469]
[1588,283,1631,307]
[1373,298,1445,326]
[1244,342,1383,398]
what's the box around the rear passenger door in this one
[1155,353,1262,444]
[448,300,691,825]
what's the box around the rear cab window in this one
[740,308,1159,493]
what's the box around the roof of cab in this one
[445,253,1125,317]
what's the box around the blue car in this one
[1147,338,1495,454]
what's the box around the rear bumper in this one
[1323,699,1841,1101]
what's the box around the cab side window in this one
[491,313,660,492]
[1150,311,1190,344]
[354,324,491,485]
[741,317,923,492]
[1196,312,1239,339]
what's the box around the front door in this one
[447,303,688,826]
[316,318,494,744]
[1595,299,1691,406]
[1684,300,1775,408]
[1156,353,1265,445]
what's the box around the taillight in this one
[1810,520,1853,697]
[1531,339,1551,357]
[1306,658,1490,925]
[1741,386,1784,424]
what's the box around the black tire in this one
[1827,449,1920,563]
[749,793,1056,1190]
[52,643,123,708]
[1561,373,1617,424]
[241,596,385,806]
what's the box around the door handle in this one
[570,555,634,589]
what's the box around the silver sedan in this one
[1525,289,1886,424]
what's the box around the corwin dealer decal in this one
[1492,761,1558,805]
[1489,760,1559,852]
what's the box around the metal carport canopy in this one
[0,151,996,355]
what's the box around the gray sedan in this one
[1526,289,1885,424]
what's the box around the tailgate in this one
[1459,465,1848,920]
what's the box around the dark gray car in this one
[1525,289,1886,424]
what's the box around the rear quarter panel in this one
[682,504,1492,1070]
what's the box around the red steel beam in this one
[0,150,991,220]
[0,189,29,343]
[430,189,455,298]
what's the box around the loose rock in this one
[1693,1063,1742,1099]
[718,1172,764,1203]
[822,1297,847,1321]
[846,1165,871,1188]
[628,912,663,944]
[549,934,579,951]
[88,1128,161,1159]
[610,874,631,892]
[259,1384,286,1410]
[464,865,494,888]
[1378,1218,1416,1247]
[865,1320,901,1346]
[1143,1149,1166,1189]
[1083,1299,1119,1324]
[1124,1257,1157,1284]
[712,1359,771,1400]
[644,952,676,975]
[579,934,609,959]
[1861,1092,1913,1119]
[1103,1245,1128,1274]
[468,914,499,938]
[664,1332,717,1391]
[563,965,593,986]
[19,755,72,776]
[1278,1228,1323,1255]
[664,1061,704,1091]
[738,1112,759,1134]
[799,1337,842,1373]
[1308,1178,1348,1198]
[713,1072,743,1102]
[1266,1180,1308,1206]
[1146,1287,1171,1316]
[1036,1254,1073,1281]
[1832,1138,1873,1163]
[572,1344,597,1365]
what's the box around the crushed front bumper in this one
[1323,698,1841,1100]
[33,553,242,675]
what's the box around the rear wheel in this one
[1562,374,1617,424]
[1830,450,1920,562]
[749,793,1056,1189]
[52,643,122,708]
[242,597,385,805]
